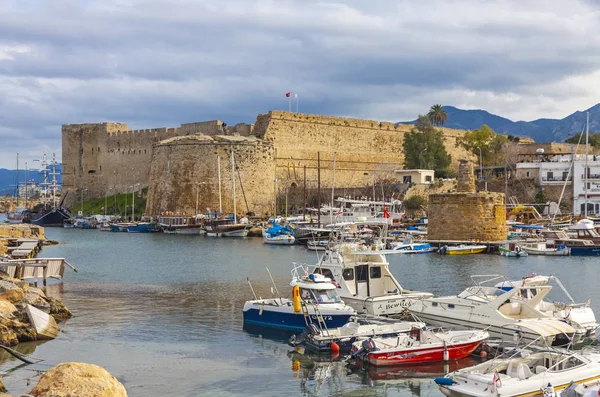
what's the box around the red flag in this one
[383,205,390,219]
[285,92,291,97]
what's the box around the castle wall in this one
[145,135,275,216]
[255,111,474,193]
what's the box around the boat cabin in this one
[291,273,343,304]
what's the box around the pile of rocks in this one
[0,277,71,346]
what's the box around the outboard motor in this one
[306,323,320,336]
[352,338,378,358]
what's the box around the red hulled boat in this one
[351,328,488,367]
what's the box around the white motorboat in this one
[307,240,328,251]
[204,218,248,237]
[407,275,580,346]
[311,221,433,316]
[496,275,598,339]
[521,241,570,256]
[159,215,204,235]
[437,347,600,397]
[499,243,528,257]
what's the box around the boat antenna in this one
[265,267,281,298]
[246,277,258,300]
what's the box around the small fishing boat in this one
[63,219,76,228]
[293,318,426,353]
[391,242,437,254]
[110,222,133,232]
[439,245,487,255]
[242,265,355,332]
[521,242,570,256]
[436,347,600,397]
[97,222,112,232]
[263,224,295,245]
[351,327,489,366]
[204,218,248,237]
[499,243,528,257]
[159,215,204,235]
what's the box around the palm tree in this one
[427,104,448,127]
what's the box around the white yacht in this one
[407,275,579,346]
[437,347,600,397]
[496,275,598,339]
[311,222,432,316]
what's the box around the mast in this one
[331,152,336,223]
[317,152,321,226]
[585,111,589,218]
[15,153,19,206]
[24,161,28,208]
[217,155,222,214]
[132,184,135,222]
[51,153,58,208]
[303,165,306,220]
[231,149,236,223]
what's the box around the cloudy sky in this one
[1,0,600,168]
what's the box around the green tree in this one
[565,132,600,147]
[455,124,507,166]
[403,116,452,176]
[427,104,448,127]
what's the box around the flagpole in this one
[288,97,291,112]
[295,93,299,113]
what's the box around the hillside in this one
[401,104,600,143]
[0,165,63,196]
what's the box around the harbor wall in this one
[145,135,275,216]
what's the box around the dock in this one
[0,258,77,286]
[3,238,44,259]
[424,240,507,252]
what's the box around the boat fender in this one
[443,341,449,361]
[434,377,455,386]
[293,285,301,313]
[330,341,340,353]
[543,383,555,397]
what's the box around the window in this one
[425,175,432,182]
[432,302,438,307]
[370,267,381,279]
[563,171,568,180]
[342,269,354,281]
[526,171,530,177]
[355,266,368,282]
[314,268,334,281]
[403,176,412,184]
[547,171,553,180]
[448,304,455,309]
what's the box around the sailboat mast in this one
[317,152,321,226]
[585,111,589,218]
[231,150,236,224]
[15,153,19,206]
[51,153,57,208]
[217,155,222,214]
[25,162,28,208]
[331,152,336,224]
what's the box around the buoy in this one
[480,350,488,359]
[331,341,340,353]
[293,285,301,313]
[292,360,300,371]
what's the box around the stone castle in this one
[61,111,475,216]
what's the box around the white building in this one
[393,169,435,184]
[516,154,600,216]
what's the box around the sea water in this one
[0,225,599,396]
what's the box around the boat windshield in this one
[302,288,342,304]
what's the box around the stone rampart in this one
[145,135,275,216]
[255,111,473,193]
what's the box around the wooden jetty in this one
[0,258,77,286]
[4,238,43,259]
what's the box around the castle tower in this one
[428,160,506,242]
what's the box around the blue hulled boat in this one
[243,265,355,332]
[127,222,160,233]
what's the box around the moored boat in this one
[204,218,248,237]
[499,243,528,257]
[439,245,487,255]
[437,348,600,397]
[242,265,355,332]
[127,222,160,233]
[521,241,570,256]
[159,215,204,235]
[263,224,295,245]
[352,328,489,366]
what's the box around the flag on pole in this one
[285,92,291,97]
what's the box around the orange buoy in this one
[331,341,340,353]
[293,285,301,313]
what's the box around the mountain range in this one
[402,104,600,142]
[0,165,62,196]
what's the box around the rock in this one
[0,373,6,392]
[27,363,127,397]
[47,298,72,322]
[0,299,17,314]
[0,322,19,346]
[22,290,50,312]
[0,281,24,303]
[0,313,36,344]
